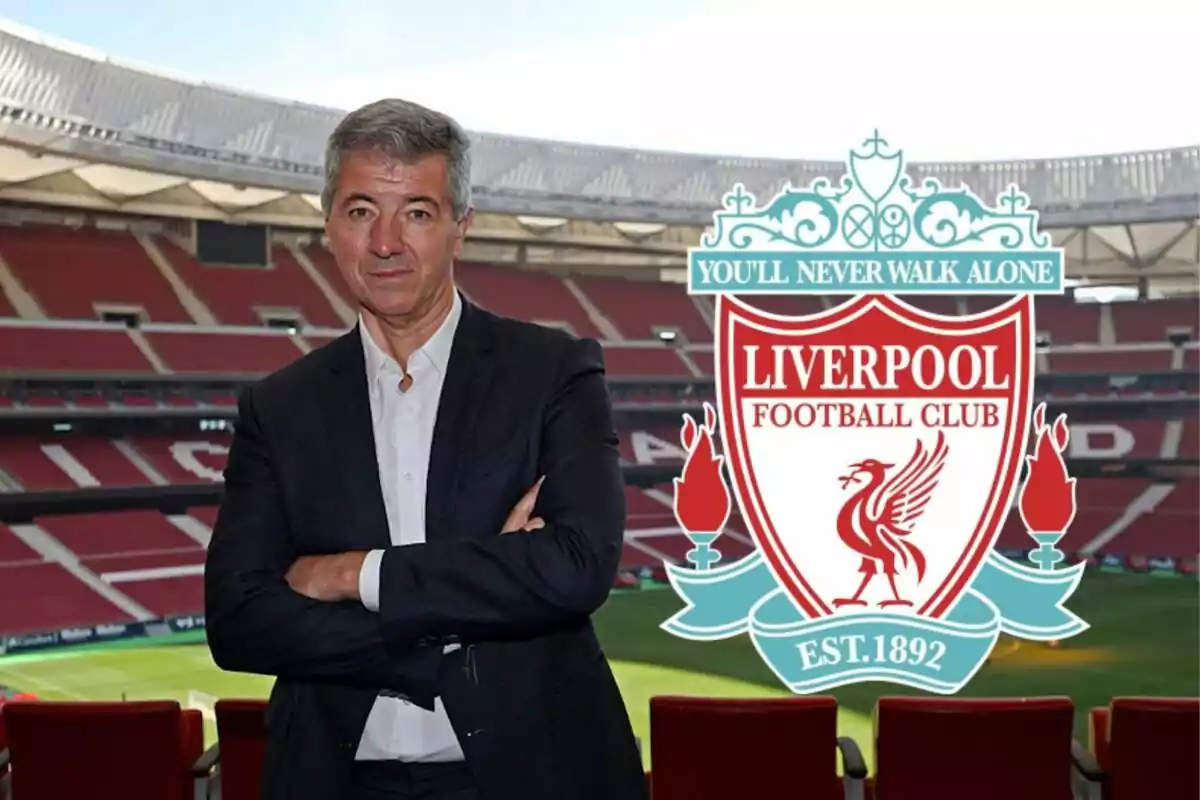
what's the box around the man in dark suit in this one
[204,98,647,800]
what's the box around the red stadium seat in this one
[648,695,866,799]
[0,711,8,794]
[1033,296,1101,344]
[1087,697,1200,799]
[689,349,715,375]
[303,244,357,307]
[894,295,962,316]
[1,699,205,800]
[0,224,193,323]
[869,696,1088,800]
[1087,706,1111,774]
[142,328,306,374]
[153,237,345,328]
[198,699,269,800]
[0,324,155,373]
[455,262,602,339]
[0,558,134,637]
[573,275,712,341]
[1048,348,1174,374]
[1106,486,1199,559]
[1109,297,1199,343]
[742,295,827,317]
[602,346,692,377]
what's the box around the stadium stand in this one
[0,321,156,373]
[0,227,1197,380]
[0,402,1194,638]
[571,274,712,342]
[151,238,344,329]
[140,327,307,374]
[300,242,356,307]
[0,225,194,323]
[455,261,603,339]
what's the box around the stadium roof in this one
[0,20,1197,286]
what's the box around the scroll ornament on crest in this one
[672,402,732,571]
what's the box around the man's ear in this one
[458,207,475,236]
[453,207,475,257]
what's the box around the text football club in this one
[661,132,1089,695]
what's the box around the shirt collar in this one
[360,290,462,384]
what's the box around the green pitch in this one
[1,572,1195,774]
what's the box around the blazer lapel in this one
[425,297,497,543]
[321,327,392,552]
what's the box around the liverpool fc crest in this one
[662,134,1089,695]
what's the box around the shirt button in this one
[404,472,413,481]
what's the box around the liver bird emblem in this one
[833,431,949,609]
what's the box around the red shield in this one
[714,294,1034,619]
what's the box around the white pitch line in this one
[100,563,205,583]
[0,663,89,699]
[625,526,682,539]
[623,537,679,565]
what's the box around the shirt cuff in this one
[359,549,384,612]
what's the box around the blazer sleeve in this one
[204,385,442,708]
[375,337,625,647]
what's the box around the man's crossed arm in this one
[284,477,547,604]
[203,337,624,702]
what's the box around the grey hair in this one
[321,98,473,219]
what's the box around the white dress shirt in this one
[354,291,465,763]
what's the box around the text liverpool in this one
[741,344,1011,392]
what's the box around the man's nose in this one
[368,215,407,257]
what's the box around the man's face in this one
[325,149,471,322]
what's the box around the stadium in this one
[0,16,1196,800]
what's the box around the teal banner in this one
[662,550,1088,694]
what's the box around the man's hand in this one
[286,551,368,602]
[502,476,546,534]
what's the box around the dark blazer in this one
[203,293,647,800]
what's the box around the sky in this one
[0,0,1195,162]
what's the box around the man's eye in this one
[347,207,371,219]
[409,209,431,220]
